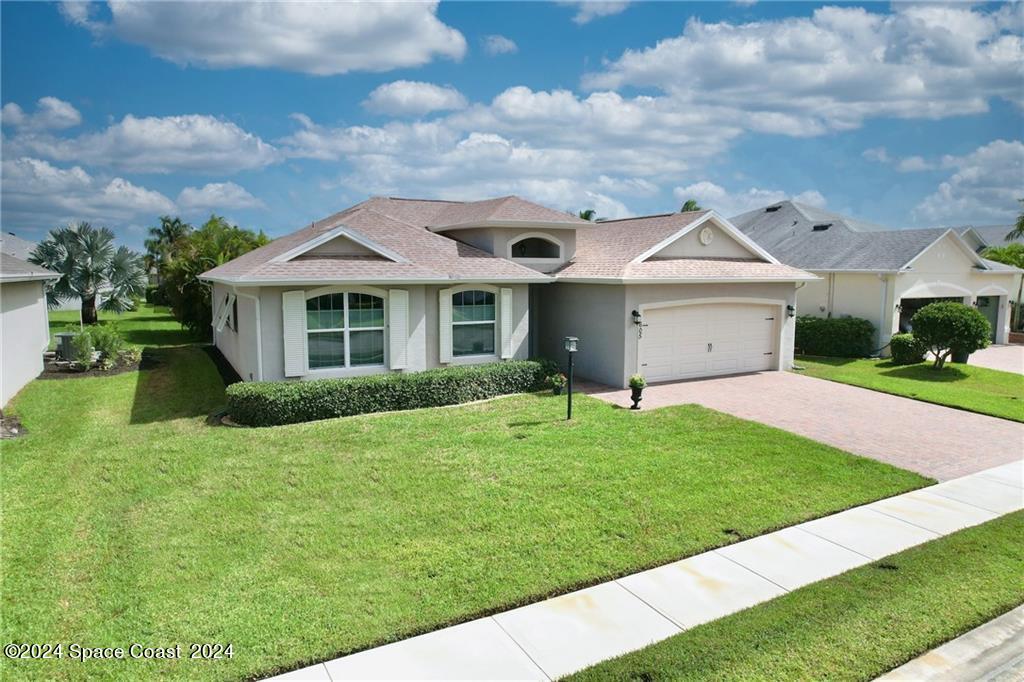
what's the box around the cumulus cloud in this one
[584,5,1023,135]
[914,139,1024,224]
[1,97,81,131]
[363,81,468,117]
[560,1,632,25]
[1,156,175,229]
[864,147,938,172]
[6,112,279,173]
[177,182,264,212]
[673,181,826,218]
[862,147,891,164]
[61,1,466,75]
[482,34,518,56]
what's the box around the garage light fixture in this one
[786,305,796,318]
[631,309,642,325]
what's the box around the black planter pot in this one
[951,348,970,364]
[630,386,643,410]
[553,385,563,396]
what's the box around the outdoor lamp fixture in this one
[564,336,578,420]
[786,304,796,318]
[631,309,642,325]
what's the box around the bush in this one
[89,324,125,359]
[889,333,927,365]
[911,302,991,369]
[226,360,550,426]
[145,285,168,306]
[71,331,95,368]
[795,316,875,357]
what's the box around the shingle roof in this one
[0,232,37,261]
[0,252,60,282]
[556,211,815,281]
[962,225,1018,250]
[731,201,958,271]
[201,197,561,283]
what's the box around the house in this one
[731,202,1022,351]
[0,253,61,406]
[200,196,816,388]
[0,232,102,313]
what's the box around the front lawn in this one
[48,303,195,349]
[797,355,1024,422]
[569,511,1024,681]
[2,348,929,681]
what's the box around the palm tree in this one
[1005,199,1024,242]
[578,209,597,221]
[144,216,192,273]
[680,199,702,212]
[29,223,147,324]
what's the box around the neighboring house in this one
[731,202,1022,350]
[0,253,61,406]
[201,196,815,388]
[0,231,36,261]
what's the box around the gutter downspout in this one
[233,288,263,381]
[877,273,889,353]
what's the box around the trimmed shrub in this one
[226,360,550,427]
[71,331,95,368]
[889,333,926,365]
[89,324,125,359]
[795,316,875,358]
[911,302,990,369]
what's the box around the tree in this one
[29,223,147,324]
[578,209,597,221]
[680,199,702,212]
[910,302,990,369]
[144,216,193,273]
[1005,198,1024,242]
[982,242,1024,330]
[162,215,269,337]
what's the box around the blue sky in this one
[2,1,1021,251]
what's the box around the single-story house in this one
[201,196,816,388]
[731,202,1023,351]
[0,232,102,313]
[1,253,60,406]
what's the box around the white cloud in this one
[177,182,264,212]
[914,139,1024,224]
[1,157,175,229]
[895,156,936,173]
[482,34,518,56]
[560,1,632,25]
[1,97,81,131]
[7,113,279,174]
[673,181,826,218]
[864,146,938,172]
[584,5,1023,135]
[63,1,466,75]
[862,147,891,163]
[363,81,468,117]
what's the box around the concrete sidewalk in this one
[267,459,1023,681]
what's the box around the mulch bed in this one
[39,348,161,380]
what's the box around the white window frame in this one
[304,286,388,374]
[450,285,498,361]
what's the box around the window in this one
[510,236,560,259]
[306,292,385,369]
[452,290,495,357]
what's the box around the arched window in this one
[306,292,385,368]
[510,236,560,259]
[452,290,495,357]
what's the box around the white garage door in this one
[639,302,778,382]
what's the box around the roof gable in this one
[633,212,777,264]
[902,230,987,272]
[270,224,408,264]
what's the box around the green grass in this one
[2,347,929,681]
[48,303,195,349]
[569,511,1024,681]
[796,355,1024,422]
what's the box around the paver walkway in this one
[878,603,1024,681]
[969,344,1024,375]
[266,459,1023,681]
[586,371,1023,481]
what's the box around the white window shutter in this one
[388,289,409,369]
[500,288,513,359]
[282,290,308,377]
[215,293,235,333]
[438,288,453,363]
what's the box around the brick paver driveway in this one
[587,372,1024,481]
[969,345,1024,374]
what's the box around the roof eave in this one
[199,274,554,286]
[0,273,62,283]
[427,219,588,232]
[555,275,820,284]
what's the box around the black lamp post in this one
[564,336,578,420]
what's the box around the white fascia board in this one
[199,275,553,286]
[629,212,782,265]
[0,273,62,283]
[427,219,588,232]
[555,275,820,285]
[900,229,989,271]
[269,224,409,264]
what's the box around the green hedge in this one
[889,333,926,365]
[145,285,168,306]
[795,316,875,358]
[226,360,550,426]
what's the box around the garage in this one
[639,302,779,382]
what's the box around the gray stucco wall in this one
[1,280,50,405]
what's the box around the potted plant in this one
[628,374,646,410]
[549,372,567,396]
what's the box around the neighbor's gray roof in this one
[961,225,1018,250]
[0,252,60,282]
[731,201,959,271]
[0,232,36,261]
